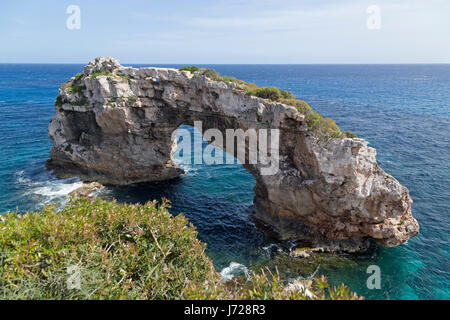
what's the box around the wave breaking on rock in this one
[47,57,419,251]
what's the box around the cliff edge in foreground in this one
[47,57,419,251]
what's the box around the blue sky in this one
[1,0,449,64]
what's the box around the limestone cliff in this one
[47,57,419,251]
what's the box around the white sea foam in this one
[33,181,83,198]
[15,170,83,208]
[175,162,198,176]
[262,243,284,258]
[220,262,249,281]
[262,243,279,251]
[15,170,32,185]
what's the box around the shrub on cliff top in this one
[280,89,295,100]
[252,86,283,101]
[179,66,201,73]
[178,67,359,139]
[0,198,360,300]
[0,198,215,299]
[343,130,358,138]
[90,70,114,78]
[279,98,312,115]
[200,68,221,80]
[179,66,246,85]
[64,73,86,95]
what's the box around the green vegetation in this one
[55,96,63,107]
[115,71,130,80]
[62,73,87,95]
[127,96,138,104]
[64,144,73,154]
[0,198,360,300]
[179,66,201,73]
[179,66,246,85]
[252,87,283,101]
[67,70,129,81]
[74,73,84,82]
[69,96,88,106]
[244,86,295,101]
[252,250,359,281]
[243,85,350,139]
[106,98,117,108]
[90,71,114,78]
[67,82,85,94]
[343,130,357,139]
[179,66,357,140]
[185,270,361,300]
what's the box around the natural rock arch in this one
[47,57,419,251]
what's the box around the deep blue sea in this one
[0,64,449,300]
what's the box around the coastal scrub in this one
[0,198,360,300]
[179,66,357,139]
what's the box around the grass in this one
[0,198,361,300]
[179,66,357,140]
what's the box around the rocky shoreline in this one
[47,57,419,252]
[68,181,103,199]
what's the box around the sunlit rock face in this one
[47,57,419,251]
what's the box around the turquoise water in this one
[0,64,449,299]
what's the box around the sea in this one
[0,63,449,299]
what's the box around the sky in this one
[0,0,449,64]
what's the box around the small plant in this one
[74,73,85,82]
[343,130,357,139]
[70,97,88,106]
[280,90,295,99]
[201,68,221,80]
[64,144,73,154]
[90,70,114,78]
[64,73,87,94]
[253,87,283,101]
[68,84,85,94]
[106,98,116,108]
[179,66,201,73]
[55,96,63,107]
[127,96,137,104]
[116,72,130,80]
[280,98,312,114]
[179,66,246,85]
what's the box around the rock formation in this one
[69,182,103,199]
[47,57,419,251]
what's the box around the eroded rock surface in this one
[69,182,104,199]
[47,57,419,250]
